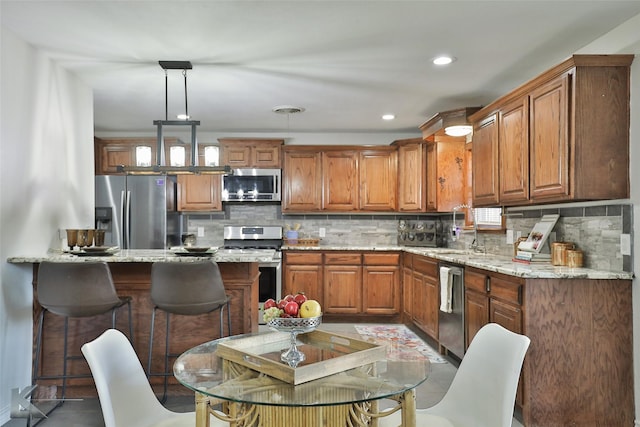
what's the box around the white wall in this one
[575,13,640,424]
[0,28,94,423]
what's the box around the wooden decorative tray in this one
[283,237,321,246]
[216,330,386,385]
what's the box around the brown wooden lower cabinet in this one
[283,250,400,320]
[31,261,260,398]
[464,266,633,426]
[324,252,363,314]
[363,258,400,314]
[401,253,414,322]
[283,252,323,304]
[410,255,439,340]
[465,268,524,408]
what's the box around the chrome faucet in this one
[451,204,471,242]
[452,204,485,253]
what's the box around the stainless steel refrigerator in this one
[95,175,180,249]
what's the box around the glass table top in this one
[173,328,430,407]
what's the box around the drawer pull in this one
[485,277,491,293]
[518,286,523,305]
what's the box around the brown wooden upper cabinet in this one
[323,150,359,211]
[470,54,633,207]
[282,146,397,213]
[218,138,283,168]
[426,139,466,212]
[419,108,479,213]
[471,114,500,206]
[176,175,222,212]
[282,148,323,211]
[359,149,398,211]
[95,137,188,175]
[393,138,427,212]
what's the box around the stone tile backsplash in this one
[183,202,633,273]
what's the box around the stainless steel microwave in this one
[222,168,281,201]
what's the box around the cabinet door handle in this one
[485,276,491,293]
[518,285,523,305]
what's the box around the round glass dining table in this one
[173,328,430,427]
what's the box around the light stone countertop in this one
[7,248,277,264]
[282,244,634,280]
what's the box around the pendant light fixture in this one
[118,61,230,175]
[272,105,305,137]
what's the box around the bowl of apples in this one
[263,292,322,333]
[262,292,322,367]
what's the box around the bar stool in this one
[148,261,231,401]
[33,261,134,406]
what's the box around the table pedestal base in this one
[195,389,416,427]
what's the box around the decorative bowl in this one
[183,246,212,253]
[267,315,322,333]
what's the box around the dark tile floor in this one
[3,323,523,426]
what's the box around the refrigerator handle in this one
[124,190,131,249]
[119,190,126,248]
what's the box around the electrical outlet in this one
[319,227,326,238]
[506,229,514,244]
[620,234,631,256]
[197,227,205,237]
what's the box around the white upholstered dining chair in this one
[82,329,229,427]
[378,323,530,427]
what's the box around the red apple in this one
[277,299,288,310]
[284,294,295,303]
[293,292,307,306]
[264,298,277,309]
[284,300,299,317]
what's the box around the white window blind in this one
[474,207,502,226]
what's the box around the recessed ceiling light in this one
[433,56,455,65]
[382,114,395,120]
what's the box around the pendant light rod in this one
[164,69,168,120]
[183,69,189,119]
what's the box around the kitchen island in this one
[8,248,273,398]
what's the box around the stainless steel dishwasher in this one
[438,262,465,360]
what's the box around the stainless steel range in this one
[223,226,282,324]
[397,219,445,247]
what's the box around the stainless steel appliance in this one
[438,262,465,360]
[221,168,281,201]
[223,225,283,324]
[95,175,180,249]
[397,219,445,247]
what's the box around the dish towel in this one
[439,266,453,313]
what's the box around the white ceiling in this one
[2,0,640,135]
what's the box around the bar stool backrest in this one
[151,261,228,315]
[37,261,122,317]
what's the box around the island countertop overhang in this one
[7,248,277,264]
